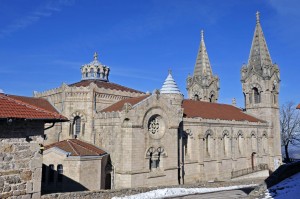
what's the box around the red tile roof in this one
[8,95,59,114]
[182,100,263,122]
[69,80,144,94]
[101,95,149,112]
[297,104,300,109]
[0,94,67,121]
[45,139,107,156]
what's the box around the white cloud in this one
[0,0,75,38]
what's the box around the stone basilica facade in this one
[36,13,281,189]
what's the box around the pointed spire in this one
[194,30,213,77]
[160,70,181,94]
[248,11,272,73]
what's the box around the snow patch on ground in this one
[112,184,257,199]
[262,172,300,199]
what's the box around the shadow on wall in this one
[41,164,88,195]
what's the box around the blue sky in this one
[1,0,300,107]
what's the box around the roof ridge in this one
[72,139,103,155]
[101,81,145,94]
[3,95,64,119]
[67,140,80,156]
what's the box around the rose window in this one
[149,117,159,134]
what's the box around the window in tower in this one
[209,94,215,102]
[97,68,100,78]
[73,116,81,136]
[253,87,260,103]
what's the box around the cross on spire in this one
[94,52,98,60]
[201,30,204,41]
[256,11,260,24]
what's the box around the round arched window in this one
[148,115,165,139]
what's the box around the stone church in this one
[36,12,281,189]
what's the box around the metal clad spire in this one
[160,70,181,94]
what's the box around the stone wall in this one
[0,120,44,199]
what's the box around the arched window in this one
[85,69,88,77]
[49,164,54,183]
[146,147,164,171]
[97,68,100,78]
[194,94,199,101]
[243,92,246,107]
[223,132,230,156]
[251,133,257,152]
[90,68,95,77]
[262,134,268,154]
[57,164,63,182]
[146,147,155,170]
[205,134,212,157]
[209,94,215,103]
[253,87,260,103]
[238,133,243,155]
[73,116,81,136]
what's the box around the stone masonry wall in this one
[0,120,44,199]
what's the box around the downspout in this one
[44,122,55,130]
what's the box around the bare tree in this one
[280,102,300,162]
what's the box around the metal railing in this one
[231,164,268,178]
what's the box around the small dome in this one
[160,71,181,94]
[80,52,110,82]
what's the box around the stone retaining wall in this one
[0,120,44,199]
[42,178,263,199]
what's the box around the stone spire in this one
[247,11,272,75]
[160,70,181,94]
[80,52,110,81]
[186,30,219,102]
[193,30,213,78]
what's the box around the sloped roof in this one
[69,80,144,94]
[182,100,263,122]
[0,94,67,121]
[45,139,107,156]
[101,95,149,112]
[297,104,300,109]
[8,95,59,114]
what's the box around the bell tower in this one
[186,30,219,102]
[241,12,281,166]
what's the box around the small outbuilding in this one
[42,139,109,193]
[0,93,67,199]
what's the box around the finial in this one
[201,30,204,41]
[256,11,260,23]
[168,68,172,75]
[94,52,98,60]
